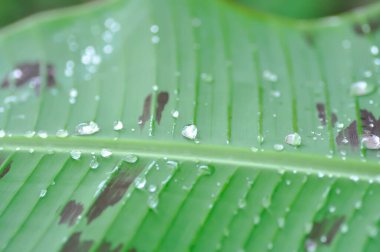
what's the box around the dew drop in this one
[263,70,278,82]
[262,196,271,208]
[285,132,302,146]
[171,110,179,118]
[329,205,336,213]
[367,225,378,238]
[253,215,260,224]
[39,189,47,198]
[89,156,99,169]
[198,164,214,176]
[305,239,317,252]
[273,144,284,151]
[70,150,81,160]
[150,24,159,33]
[341,224,349,233]
[371,45,379,55]
[100,148,112,158]
[362,134,380,149]
[148,184,157,193]
[238,198,247,209]
[182,124,198,140]
[123,154,138,163]
[134,176,146,189]
[76,121,100,135]
[113,120,123,131]
[37,131,48,139]
[201,73,213,82]
[147,194,159,209]
[277,217,285,228]
[151,35,160,44]
[350,81,375,96]
[56,129,69,138]
[0,130,5,138]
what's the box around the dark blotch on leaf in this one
[60,232,93,252]
[59,200,84,226]
[354,18,380,36]
[0,162,10,179]
[96,241,122,252]
[336,109,380,147]
[305,216,345,251]
[1,62,56,95]
[316,103,337,126]
[155,91,169,124]
[86,169,139,224]
[138,94,151,128]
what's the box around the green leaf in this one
[1,0,380,251]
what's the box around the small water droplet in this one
[350,175,360,182]
[371,45,379,55]
[355,201,362,209]
[285,133,301,146]
[277,217,285,228]
[237,198,247,209]
[100,148,112,158]
[56,129,69,138]
[362,134,380,149]
[341,224,349,233]
[350,81,375,96]
[113,120,123,131]
[151,35,160,44]
[147,194,159,209]
[0,130,5,138]
[201,73,213,82]
[171,110,179,118]
[253,215,260,224]
[37,131,48,139]
[305,239,317,252]
[134,176,146,189]
[70,150,81,160]
[89,155,99,169]
[148,184,157,192]
[271,90,281,97]
[76,121,100,135]
[329,205,336,213]
[262,196,270,208]
[182,124,198,140]
[263,70,278,82]
[273,144,284,151]
[123,154,138,163]
[367,225,378,237]
[198,164,214,176]
[39,189,47,198]
[150,24,159,33]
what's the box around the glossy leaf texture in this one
[1,0,380,251]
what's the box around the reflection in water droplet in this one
[76,121,100,135]
[285,133,301,146]
[113,120,123,131]
[350,81,375,96]
[56,129,69,138]
[70,150,81,160]
[100,148,112,158]
[89,156,99,169]
[182,124,198,140]
[123,154,138,163]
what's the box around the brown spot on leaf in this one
[155,92,169,124]
[59,200,84,226]
[86,169,140,224]
[316,103,337,126]
[305,216,345,251]
[336,109,380,147]
[1,62,56,95]
[138,94,151,128]
[60,232,93,252]
[0,162,11,179]
[96,241,122,252]
[354,18,380,36]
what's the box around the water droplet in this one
[329,205,336,213]
[56,129,69,138]
[350,175,360,182]
[285,133,302,146]
[113,120,123,131]
[39,189,47,198]
[201,73,213,82]
[262,196,270,208]
[277,217,285,228]
[355,201,362,209]
[182,124,198,140]
[0,130,5,138]
[271,90,281,97]
[362,134,380,149]
[134,176,146,189]
[148,184,157,192]
[263,70,278,82]
[273,144,284,151]
[147,194,159,209]
[150,24,159,33]
[171,110,179,118]
[371,45,379,55]
[69,88,78,98]
[37,131,48,139]
[70,150,81,160]
[151,35,160,44]
[198,164,214,176]
[253,215,260,224]
[367,224,378,237]
[350,81,375,96]
[76,121,100,135]
[89,156,99,169]
[257,135,264,144]
[341,224,349,233]
[123,154,138,163]
[238,198,247,209]
[100,148,112,158]
[305,239,317,252]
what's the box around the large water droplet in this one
[285,133,301,146]
[182,124,198,140]
[76,121,100,135]
[89,156,99,169]
[362,134,380,149]
[100,148,112,158]
[70,150,81,160]
[123,154,138,163]
[350,81,375,96]
[113,120,123,131]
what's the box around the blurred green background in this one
[0,0,378,29]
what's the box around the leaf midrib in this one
[1,136,379,181]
